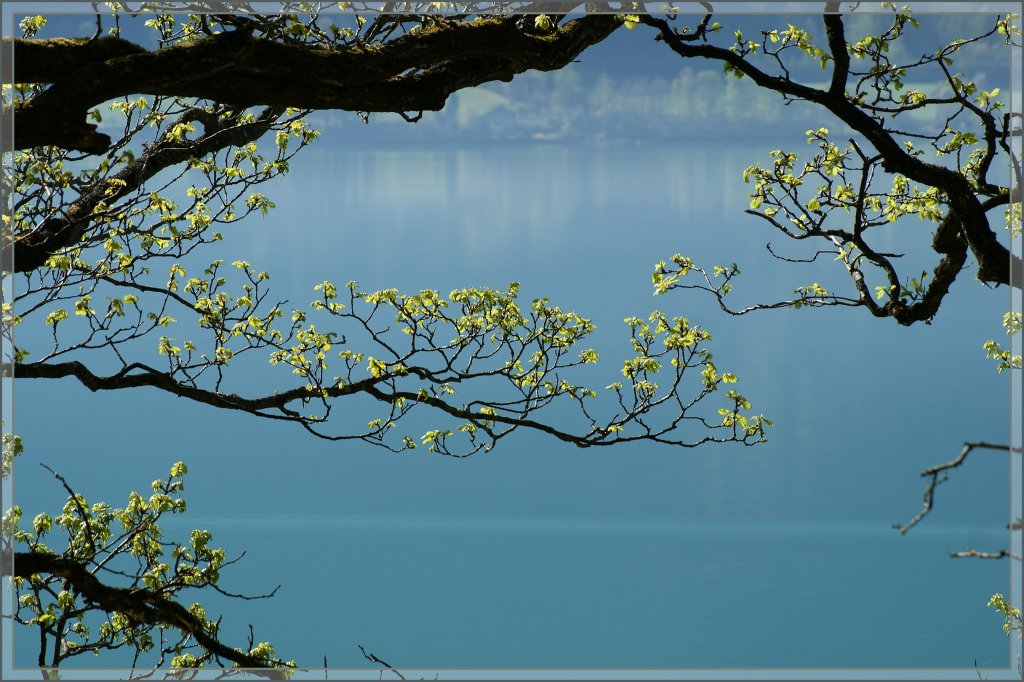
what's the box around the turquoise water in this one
[156,515,1011,670]
[11,140,1014,675]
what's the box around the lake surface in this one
[11,138,1016,675]
[157,514,1010,671]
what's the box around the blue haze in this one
[8,9,1018,676]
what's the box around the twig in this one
[358,645,406,681]
[39,463,97,557]
[950,548,1022,561]
[894,442,1022,534]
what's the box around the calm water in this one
[12,141,1015,673]
[159,515,1009,670]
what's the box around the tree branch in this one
[11,354,765,453]
[893,441,1022,535]
[640,12,1021,289]
[11,358,384,415]
[9,15,620,153]
[6,36,147,84]
[949,548,1021,560]
[7,105,283,274]
[7,551,289,677]
[822,4,849,97]
[358,645,406,681]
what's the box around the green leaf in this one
[367,357,387,378]
[45,309,68,326]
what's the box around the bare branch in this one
[38,463,98,558]
[894,441,1022,535]
[358,645,406,681]
[949,548,1021,561]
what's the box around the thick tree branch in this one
[7,551,289,676]
[7,36,147,84]
[822,4,849,97]
[9,15,620,153]
[880,212,969,326]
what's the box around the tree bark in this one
[6,15,621,153]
